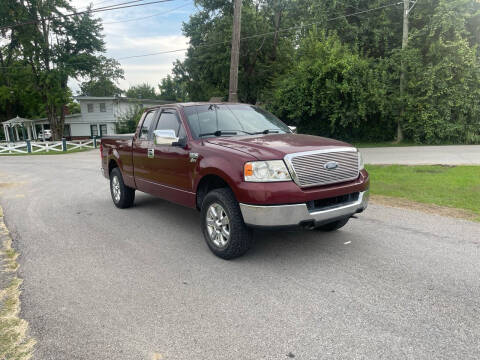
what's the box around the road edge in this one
[0,205,36,360]
[370,194,480,222]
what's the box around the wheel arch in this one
[195,173,234,210]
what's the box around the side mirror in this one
[288,126,297,134]
[172,137,187,148]
[153,129,178,146]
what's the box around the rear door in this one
[132,109,158,192]
[144,108,195,207]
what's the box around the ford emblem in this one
[324,161,338,170]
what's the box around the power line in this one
[0,2,402,69]
[117,2,403,61]
[0,0,175,31]
[103,1,190,25]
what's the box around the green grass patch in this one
[366,165,480,220]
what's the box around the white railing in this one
[0,138,98,155]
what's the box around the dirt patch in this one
[370,194,480,222]
[0,206,36,359]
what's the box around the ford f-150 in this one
[101,103,369,259]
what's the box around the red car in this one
[101,103,369,259]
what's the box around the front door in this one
[132,109,158,192]
[145,108,195,207]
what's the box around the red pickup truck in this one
[101,103,369,259]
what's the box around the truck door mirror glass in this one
[153,129,178,146]
[288,126,297,134]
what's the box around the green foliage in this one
[67,101,81,114]
[269,32,394,142]
[158,75,186,101]
[79,57,124,96]
[125,83,157,100]
[115,104,143,134]
[172,0,480,144]
[0,0,117,140]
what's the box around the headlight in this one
[244,160,292,182]
[358,150,365,170]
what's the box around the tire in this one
[314,217,350,231]
[110,167,135,209]
[201,188,252,259]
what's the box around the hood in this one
[206,133,354,160]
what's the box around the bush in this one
[269,32,395,142]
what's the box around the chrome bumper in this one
[239,191,369,227]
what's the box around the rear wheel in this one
[110,167,135,209]
[314,217,350,231]
[201,188,252,259]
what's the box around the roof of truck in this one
[145,102,246,111]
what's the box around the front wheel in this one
[314,217,350,231]
[201,188,252,259]
[110,167,135,209]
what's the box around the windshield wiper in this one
[199,129,255,137]
[199,130,239,137]
[252,129,280,135]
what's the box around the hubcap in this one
[206,203,230,248]
[112,176,121,202]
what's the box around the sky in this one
[69,0,198,94]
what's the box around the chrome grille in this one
[285,148,359,188]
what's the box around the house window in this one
[100,124,107,137]
[99,103,106,112]
[87,104,94,113]
[63,124,71,137]
[90,125,98,137]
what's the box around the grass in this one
[366,165,480,221]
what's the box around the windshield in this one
[183,104,291,139]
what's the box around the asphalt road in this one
[0,150,479,360]
[362,145,480,165]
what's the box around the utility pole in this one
[228,0,242,103]
[397,0,416,142]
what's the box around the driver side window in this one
[155,110,184,137]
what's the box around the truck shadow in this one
[132,194,359,261]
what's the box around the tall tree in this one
[79,56,124,97]
[2,0,113,140]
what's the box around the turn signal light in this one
[244,163,253,177]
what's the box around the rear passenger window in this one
[139,111,156,139]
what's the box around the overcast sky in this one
[69,0,197,94]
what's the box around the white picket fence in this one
[0,138,98,155]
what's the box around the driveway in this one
[362,145,480,165]
[0,151,479,359]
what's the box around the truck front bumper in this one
[239,190,369,228]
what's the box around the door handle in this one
[147,148,154,158]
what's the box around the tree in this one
[115,104,143,134]
[2,0,115,140]
[158,75,186,101]
[125,83,157,99]
[79,57,124,97]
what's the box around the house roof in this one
[2,116,35,125]
[74,96,170,104]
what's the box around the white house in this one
[2,96,170,141]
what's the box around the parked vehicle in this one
[101,103,369,259]
[38,129,52,141]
